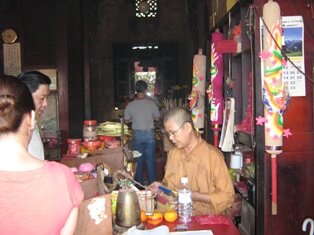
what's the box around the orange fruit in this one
[147,212,163,225]
[164,210,178,223]
[141,210,148,222]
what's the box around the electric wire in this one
[251,5,313,84]
[246,6,257,150]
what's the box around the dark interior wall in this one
[0,0,85,140]
[0,0,197,138]
[0,0,21,73]
[21,0,57,68]
[88,0,195,122]
[67,0,84,138]
[0,0,57,69]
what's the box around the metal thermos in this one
[115,189,141,228]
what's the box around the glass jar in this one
[138,190,155,215]
[83,120,97,141]
[144,190,155,215]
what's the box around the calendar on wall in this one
[260,16,306,97]
[281,16,305,97]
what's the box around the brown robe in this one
[162,138,235,215]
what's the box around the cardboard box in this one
[61,151,117,234]
[61,147,124,200]
[74,194,113,235]
[79,179,99,200]
[61,147,124,171]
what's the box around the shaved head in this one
[163,107,194,128]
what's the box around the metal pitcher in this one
[115,189,141,228]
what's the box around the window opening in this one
[135,0,158,18]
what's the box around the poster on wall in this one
[3,43,21,76]
[260,16,305,97]
[37,69,57,90]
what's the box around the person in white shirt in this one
[18,71,51,160]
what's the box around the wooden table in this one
[144,216,240,235]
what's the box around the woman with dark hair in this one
[0,76,83,235]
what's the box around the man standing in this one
[150,107,235,215]
[124,80,160,185]
[18,71,51,160]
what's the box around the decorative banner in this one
[262,0,289,216]
[207,30,224,147]
[3,43,21,76]
[189,49,206,132]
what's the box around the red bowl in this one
[82,140,102,150]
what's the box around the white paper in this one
[127,225,214,235]
[219,98,235,152]
[127,225,169,235]
[170,230,214,235]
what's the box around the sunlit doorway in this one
[134,61,160,98]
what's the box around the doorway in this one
[113,42,178,108]
[134,61,157,98]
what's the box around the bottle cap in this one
[181,177,188,184]
[84,120,97,126]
